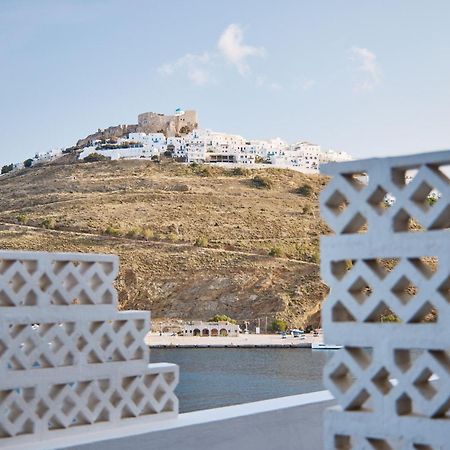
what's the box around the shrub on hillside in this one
[23,158,34,168]
[208,315,237,324]
[1,164,14,174]
[104,225,121,237]
[251,175,273,189]
[269,246,285,257]
[41,218,56,230]
[271,319,287,332]
[295,183,313,197]
[229,167,250,177]
[83,153,109,163]
[141,227,154,240]
[195,236,209,247]
[16,214,29,225]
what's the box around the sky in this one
[1,0,450,165]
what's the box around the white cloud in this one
[349,46,381,92]
[217,24,265,76]
[158,52,213,86]
[256,76,282,91]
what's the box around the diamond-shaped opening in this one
[331,260,355,280]
[100,261,114,276]
[99,333,112,351]
[367,438,396,450]
[343,173,367,191]
[95,407,110,423]
[36,399,50,418]
[87,350,102,364]
[78,289,94,305]
[124,332,134,348]
[63,352,75,366]
[63,273,78,291]
[113,320,126,333]
[163,372,176,385]
[413,444,434,450]
[364,258,399,279]
[51,260,69,275]
[365,302,401,323]
[61,396,76,415]
[409,301,437,323]
[48,414,65,430]
[396,392,413,415]
[348,388,371,411]
[143,374,158,389]
[410,180,439,211]
[409,257,438,279]
[89,273,103,291]
[371,367,394,395]
[438,275,450,303]
[0,260,15,275]
[6,401,22,422]
[141,402,157,415]
[332,301,356,322]
[134,319,145,331]
[348,276,373,304]
[79,261,94,275]
[9,272,26,294]
[121,405,136,419]
[0,339,6,357]
[16,418,33,436]
[393,208,424,232]
[325,190,349,216]
[77,336,88,351]
[36,354,52,368]
[154,385,166,403]
[342,212,367,234]
[39,274,52,292]
[394,349,423,373]
[89,322,103,333]
[22,337,36,356]
[413,367,438,400]
[367,185,395,214]
[347,347,372,369]
[22,260,38,275]
[51,290,68,305]
[9,355,25,370]
[87,392,101,411]
[131,388,145,406]
[334,434,353,450]
[101,290,113,304]
[49,384,64,400]
[329,362,355,393]
[24,290,37,306]
[391,275,418,305]
[0,290,14,306]
[109,391,122,407]
[72,411,90,427]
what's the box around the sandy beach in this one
[145,332,324,348]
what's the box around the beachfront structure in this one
[182,321,240,337]
[0,149,448,450]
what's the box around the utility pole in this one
[265,316,268,334]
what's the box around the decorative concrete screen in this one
[320,150,449,449]
[0,251,178,449]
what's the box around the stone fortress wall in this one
[137,110,198,137]
[76,110,198,148]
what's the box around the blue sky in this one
[1,0,450,165]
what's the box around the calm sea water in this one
[151,348,334,413]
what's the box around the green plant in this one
[295,183,313,197]
[271,319,287,332]
[195,236,209,247]
[1,164,14,174]
[269,246,285,257]
[17,214,29,225]
[230,167,250,177]
[208,314,237,324]
[251,175,273,189]
[23,158,34,168]
[83,153,109,163]
[104,225,121,236]
[41,218,56,229]
[126,227,141,239]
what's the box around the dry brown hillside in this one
[0,159,330,328]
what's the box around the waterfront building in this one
[182,321,240,337]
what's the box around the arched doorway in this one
[210,328,219,337]
[193,329,201,336]
[219,329,228,336]
[202,328,210,336]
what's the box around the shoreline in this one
[146,332,325,349]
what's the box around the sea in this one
[151,347,334,413]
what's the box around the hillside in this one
[0,159,329,328]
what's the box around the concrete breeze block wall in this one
[320,150,450,449]
[0,251,178,450]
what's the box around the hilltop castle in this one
[76,109,198,148]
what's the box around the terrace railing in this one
[320,150,449,448]
[0,251,178,450]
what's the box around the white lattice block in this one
[320,150,450,449]
[0,251,179,449]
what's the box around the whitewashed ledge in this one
[59,390,334,450]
